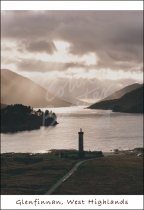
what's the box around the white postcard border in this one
[1,1,143,10]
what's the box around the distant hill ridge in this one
[101,83,142,101]
[1,69,72,108]
[88,83,143,113]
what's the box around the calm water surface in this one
[1,106,143,153]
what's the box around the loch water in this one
[1,106,143,153]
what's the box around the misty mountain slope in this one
[32,76,128,105]
[88,84,143,113]
[101,83,142,101]
[1,69,72,107]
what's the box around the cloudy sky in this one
[1,11,143,102]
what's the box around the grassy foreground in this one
[54,152,143,195]
[1,153,76,195]
[1,150,143,195]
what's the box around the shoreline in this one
[1,147,143,155]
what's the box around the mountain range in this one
[1,69,72,108]
[1,69,143,113]
[88,83,143,113]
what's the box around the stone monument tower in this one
[78,128,84,158]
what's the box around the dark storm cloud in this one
[1,11,60,39]
[17,59,65,72]
[25,40,56,54]
[1,11,143,71]
[17,59,87,72]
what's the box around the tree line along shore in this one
[1,104,58,133]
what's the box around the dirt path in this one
[45,158,100,195]
[44,152,117,195]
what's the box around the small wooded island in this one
[1,104,58,133]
